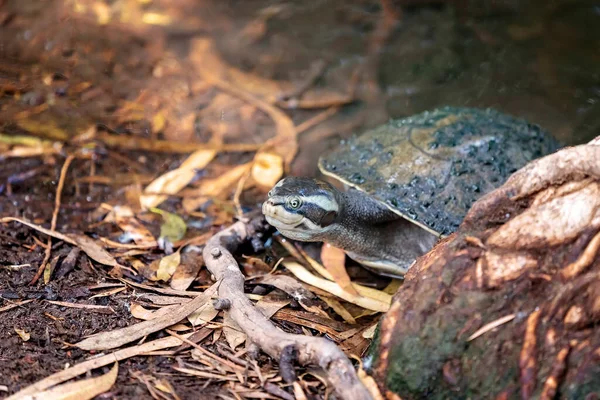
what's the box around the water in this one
[218,0,599,145]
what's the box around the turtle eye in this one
[287,196,303,210]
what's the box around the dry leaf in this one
[319,296,357,325]
[255,292,292,319]
[251,152,283,188]
[29,362,119,400]
[182,162,251,213]
[362,323,378,339]
[170,252,202,291]
[107,206,156,246]
[76,283,218,350]
[14,327,30,341]
[320,243,358,296]
[6,336,188,399]
[150,208,187,243]
[283,261,390,312]
[223,313,246,349]
[187,302,219,326]
[156,252,181,282]
[140,149,216,209]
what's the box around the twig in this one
[202,218,373,400]
[76,282,219,350]
[30,154,75,285]
[467,313,516,342]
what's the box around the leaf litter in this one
[0,1,404,398]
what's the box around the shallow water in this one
[221,0,599,145]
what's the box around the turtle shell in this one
[318,107,561,236]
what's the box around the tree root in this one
[465,143,600,226]
[202,217,373,400]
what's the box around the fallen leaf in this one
[140,149,216,209]
[76,283,219,350]
[150,208,187,243]
[170,251,202,291]
[14,327,30,341]
[362,323,378,339]
[251,152,283,188]
[6,336,189,399]
[29,362,118,400]
[319,296,357,325]
[223,313,246,349]
[187,302,219,326]
[181,162,251,213]
[320,243,358,296]
[156,252,181,282]
[107,206,157,246]
[283,261,390,312]
[255,292,291,319]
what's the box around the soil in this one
[0,0,598,398]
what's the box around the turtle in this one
[262,107,561,277]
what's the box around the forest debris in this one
[202,219,373,400]
[46,300,115,314]
[251,152,284,189]
[467,314,517,341]
[320,296,357,324]
[255,292,291,319]
[91,131,262,153]
[14,327,30,341]
[189,37,292,101]
[5,335,190,399]
[294,245,390,303]
[31,154,74,284]
[170,251,203,291]
[104,205,157,247]
[89,286,126,299]
[0,217,125,271]
[76,282,218,350]
[182,162,251,213]
[187,301,219,326]
[283,261,390,312]
[520,309,541,399]
[223,313,247,350]
[28,362,118,400]
[0,299,34,313]
[151,208,187,243]
[320,243,359,296]
[190,38,298,169]
[140,149,216,209]
[156,251,181,282]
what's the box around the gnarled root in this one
[202,217,373,400]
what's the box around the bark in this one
[369,137,600,399]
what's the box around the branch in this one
[202,217,373,400]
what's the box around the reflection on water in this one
[224,0,599,145]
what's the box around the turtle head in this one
[262,177,341,242]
